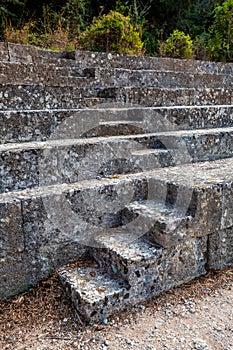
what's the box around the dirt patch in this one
[0,266,233,350]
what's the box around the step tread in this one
[1,125,233,152]
[99,120,143,125]
[95,234,163,262]
[59,263,127,303]
[131,148,170,155]
[1,157,233,203]
[126,201,189,248]
[128,201,185,222]
[59,261,129,322]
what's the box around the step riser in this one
[2,43,232,74]
[74,50,233,74]
[0,86,232,110]
[91,237,207,296]
[96,69,232,90]
[118,87,232,107]
[59,267,130,323]
[2,62,232,89]
[0,139,169,193]
[1,130,233,193]
[0,173,226,256]
[0,63,95,86]
[1,157,233,300]
[1,106,233,144]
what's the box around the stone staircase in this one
[0,43,233,324]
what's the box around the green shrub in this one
[193,33,212,61]
[207,0,233,62]
[80,10,143,55]
[159,29,194,59]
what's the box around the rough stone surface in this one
[0,43,233,324]
[208,228,233,270]
[0,200,24,257]
[0,106,233,144]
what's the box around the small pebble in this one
[193,338,210,350]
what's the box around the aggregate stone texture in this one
[61,235,207,322]
[59,260,130,323]
[208,227,233,269]
[0,106,233,144]
[0,43,233,323]
[1,157,233,301]
[2,127,233,193]
[0,84,232,111]
[0,200,24,257]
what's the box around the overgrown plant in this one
[59,0,92,38]
[80,10,144,55]
[159,29,194,59]
[5,19,76,51]
[207,0,233,62]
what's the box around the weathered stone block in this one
[0,84,45,110]
[0,110,71,144]
[0,42,9,62]
[22,195,88,260]
[8,43,38,63]
[0,148,41,192]
[217,62,233,75]
[91,235,207,300]
[194,74,225,89]
[221,183,233,229]
[162,236,207,290]
[208,228,233,269]
[170,72,194,89]
[0,200,24,257]
[0,252,50,299]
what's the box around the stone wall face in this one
[0,42,233,300]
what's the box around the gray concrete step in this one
[95,67,232,90]
[2,61,232,89]
[2,157,233,300]
[90,233,207,303]
[1,105,233,144]
[59,259,129,324]
[0,61,96,86]
[0,84,231,110]
[1,126,233,193]
[3,43,232,74]
[125,201,189,248]
[59,233,207,323]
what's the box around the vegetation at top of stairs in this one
[0,0,232,61]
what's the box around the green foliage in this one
[193,32,211,61]
[1,0,232,62]
[207,0,233,61]
[115,0,157,55]
[159,29,194,59]
[178,0,219,38]
[0,0,26,41]
[80,10,143,55]
[57,0,92,37]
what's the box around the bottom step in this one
[59,259,130,324]
[59,234,207,324]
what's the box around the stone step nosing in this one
[0,104,232,114]
[2,43,232,74]
[1,157,233,203]
[1,125,233,152]
[2,61,232,77]
[0,87,232,111]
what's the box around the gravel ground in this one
[0,266,233,350]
